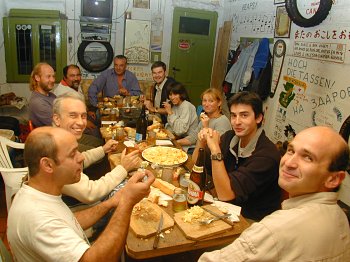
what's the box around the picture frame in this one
[124,19,151,64]
[274,5,291,38]
[274,0,285,4]
[133,0,150,9]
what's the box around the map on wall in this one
[125,19,151,64]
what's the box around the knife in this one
[153,213,164,249]
[202,206,235,227]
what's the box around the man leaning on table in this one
[53,64,103,142]
[192,91,281,221]
[52,92,141,203]
[199,126,350,261]
[88,55,141,107]
[7,127,154,261]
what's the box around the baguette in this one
[147,122,162,131]
[152,178,178,196]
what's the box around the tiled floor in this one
[0,175,10,252]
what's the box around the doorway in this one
[169,8,218,106]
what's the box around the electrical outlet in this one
[68,37,73,43]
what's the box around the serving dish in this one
[142,146,188,167]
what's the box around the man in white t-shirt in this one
[7,126,154,261]
[199,126,350,261]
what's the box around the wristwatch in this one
[211,153,223,161]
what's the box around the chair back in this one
[0,136,28,212]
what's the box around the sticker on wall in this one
[279,81,296,108]
[271,39,286,98]
[178,40,191,50]
[275,5,291,38]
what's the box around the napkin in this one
[212,200,241,222]
[101,120,118,125]
[156,140,173,146]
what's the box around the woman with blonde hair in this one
[177,88,231,147]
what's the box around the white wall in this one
[0,0,224,98]
[0,0,224,121]
[223,0,350,205]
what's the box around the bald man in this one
[7,127,154,261]
[200,126,350,261]
[28,62,57,127]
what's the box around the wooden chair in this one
[0,136,28,212]
[0,238,12,262]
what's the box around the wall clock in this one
[285,0,333,27]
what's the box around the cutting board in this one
[174,205,233,240]
[130,200,174,238]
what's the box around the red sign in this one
[178,40,191,50]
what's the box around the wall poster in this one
[124,19,151,64]
[133,0,150,9]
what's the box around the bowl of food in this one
[142,146,188,167]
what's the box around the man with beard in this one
[52,64,84,98]
[28,62,56,127]
[144,61,175,124]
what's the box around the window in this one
[3,9,67,83]
[179,17,210,35]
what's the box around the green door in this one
[169,8,217,106]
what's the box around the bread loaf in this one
[152,178,178,196]
[147,122,162,131]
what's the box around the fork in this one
[199,214,231,225]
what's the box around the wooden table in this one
[104,127,249,259]
[125,201,250,259]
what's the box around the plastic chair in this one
[0,136,28,212]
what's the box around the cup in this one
[115,128,125,142]
[147,130,156,146]
[110,108,117,121]
[139,94,145,103]
[116,97,123,108]
[172,188,187,212]
[126,146,138,155]
[125,96,131,107]
[162,167,173,183]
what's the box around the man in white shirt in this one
[52,92,141,204]
[53,64,102,141]
[144,61,175,124]
[8,126,154,261]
